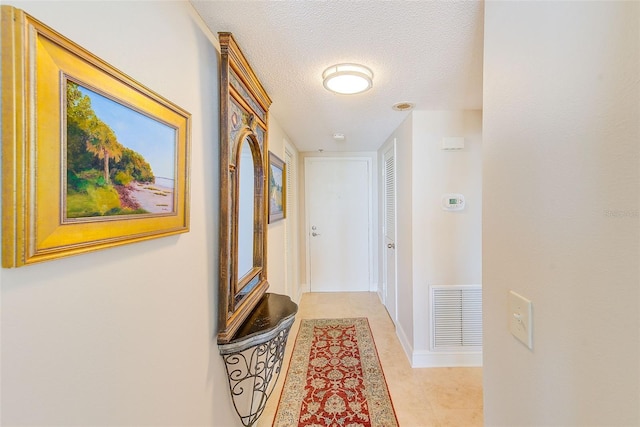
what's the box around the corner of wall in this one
[395,322,414,366]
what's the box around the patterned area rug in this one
[273,318,398,427]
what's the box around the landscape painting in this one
[268,152,285,223]
[65,80,177,220]
[1,10,191,267]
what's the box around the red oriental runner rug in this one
[273,318,398,427]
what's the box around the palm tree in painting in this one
[85,121,123,184]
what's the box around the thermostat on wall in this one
[442,193,465,211]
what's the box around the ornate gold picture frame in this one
[1,7,191,267]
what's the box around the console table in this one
[218,293,298,426]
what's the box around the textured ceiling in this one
[191,1,484,152]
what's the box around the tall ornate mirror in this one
[217,33,271,343]
[217,32,298,427]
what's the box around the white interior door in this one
[306,157,371,292]
[383,142,397,322]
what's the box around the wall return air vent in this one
[430,285,482,351]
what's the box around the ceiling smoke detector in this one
[392,102,415,111]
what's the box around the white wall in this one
[411,111,482,358]
[378,111,482,367]
[483,1,639,425]
[0,2,284,425]
[266,117,300,299]
[266,118,288,296]
[381,111,482,366]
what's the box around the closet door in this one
[383,141,397,322]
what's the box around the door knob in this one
[312,232,321,237]
[387,243,395,249]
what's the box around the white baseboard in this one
[411,350,483,368]
[296,283,309,304]
[395,323,414,366]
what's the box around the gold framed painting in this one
[1,7,191,267]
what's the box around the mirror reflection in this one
[237,137,255,280]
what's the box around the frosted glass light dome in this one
[322,63,373,95]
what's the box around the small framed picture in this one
[268,152,286,223]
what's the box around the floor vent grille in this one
[430,285,482,351]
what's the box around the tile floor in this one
[259,292,483,426]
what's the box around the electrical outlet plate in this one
[509,290,533,349]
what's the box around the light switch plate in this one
[509,290,533,349]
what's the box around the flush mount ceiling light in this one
[322,63,373,95]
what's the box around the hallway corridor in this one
[261,292,483,426]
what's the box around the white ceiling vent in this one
[430,285,482,351]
